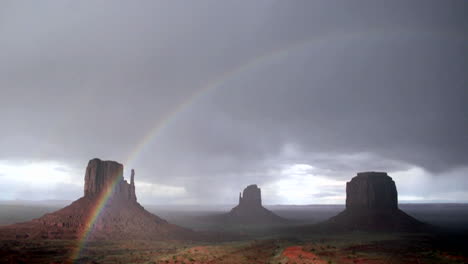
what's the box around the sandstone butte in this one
[0,158,196,240]
[325,171,425,231]
[226,184,286,224]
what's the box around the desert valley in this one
[1,159,467,264]
[1,1,467,263]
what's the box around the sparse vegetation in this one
[1,205,468,264]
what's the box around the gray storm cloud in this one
[0,0,467,204]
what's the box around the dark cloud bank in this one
[0,0,467,204]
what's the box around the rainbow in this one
[122,29,371,170]
[68,35,316,261]
[69,171,123,263]
[68,30,370,263]
[69,28,442,262]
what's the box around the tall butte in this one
[83,158,136,202]
[0,158,194,240]
[226,184,286,224]
[326,172,425,231]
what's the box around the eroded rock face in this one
[346,172,398,211]
[84,158,136,202]
[326,171,424,231]
[228,184,285,224]
[0,158,195,240]
[239,184,262,208]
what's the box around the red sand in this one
[282,246,328,264]
[188,246,211,254]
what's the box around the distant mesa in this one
[0,158,194,240]
[325,171,425,231]
[226,184,286,224]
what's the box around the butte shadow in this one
[0,158,199,240]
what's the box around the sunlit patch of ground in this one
[279,246,328,264]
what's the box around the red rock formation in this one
[83,158,136,202]
[129,169,136,201]
[0,158,194,240]
[238,184,262,208]
[227,184,286,224]
[326,172,424,231]
[346,172,398,211]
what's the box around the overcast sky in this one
[1,0,467,205]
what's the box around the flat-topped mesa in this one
[239,184,262,208]
[84,158,136,202]
[346,171,398,211]
[325,171,425,231]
